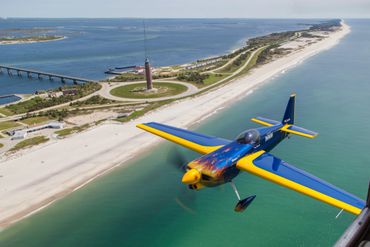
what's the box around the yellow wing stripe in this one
[136,124,222,154]
[251,118,274,127]
[236,151,362,215]
[280,124,317,139]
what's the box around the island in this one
[0,35,66,45]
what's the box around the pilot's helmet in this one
[244,130,260,145]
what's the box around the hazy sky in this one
[1,0,370,18]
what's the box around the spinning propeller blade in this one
[167,148,188,172]
[166,148,197,213]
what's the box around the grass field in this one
[9,136,49,152]
[0,121,21,131]
[217,52,251,74]
[110,82,187,99]
[21,116,50,125]
[200,73,230,87]
[0,107,14,116]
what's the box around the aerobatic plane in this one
[137,94,365,214]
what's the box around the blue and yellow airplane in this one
[137,94,365,214]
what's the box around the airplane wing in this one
[137,122,231,154]
[236,151,365,215]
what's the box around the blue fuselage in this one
[187,124,287,187]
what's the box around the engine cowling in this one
[181,168,201,184]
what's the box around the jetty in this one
[0,65,95,84]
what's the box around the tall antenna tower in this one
[143,20,148,59]
[143,19,153,90]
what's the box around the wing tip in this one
[136,123,147,129]
[251,117,274,127]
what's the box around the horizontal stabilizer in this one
[280,124,318,139]
[251,117,281,127]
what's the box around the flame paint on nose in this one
[182,169,201,184]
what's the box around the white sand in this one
[0,23,350,228]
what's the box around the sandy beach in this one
[0,22,350,228]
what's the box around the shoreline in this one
[0,22,350,229]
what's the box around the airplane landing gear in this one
[230,181,256,212]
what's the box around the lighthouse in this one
[144,58,153,90]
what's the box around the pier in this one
[0,65,95,84]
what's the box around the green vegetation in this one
[218,52,251,73]
[5,82,101,114]
[247,31,296,47]
[201,73,229,87]
[222,46,249,60]
[70,95,116,107]
[153,74,176,79]
[177,72,209,84]
[223,47,267,83]
[256,44,280,65]
[0,143,3,148]
[0,107,14,116]
[109,73,144,82]
[309,19,341,31]
[110,82,187,99]
[36,109,69,121]
[55,124,90,137]
[20,116,50,125]
[0,121,20,131]
[116,100,172,123]
[9,136,49,152]
[243,47,266,71]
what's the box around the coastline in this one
[0,22,350,229]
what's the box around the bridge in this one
[0,94,16,99]
[0,65,96,84]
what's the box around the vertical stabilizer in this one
[282,93,296,124]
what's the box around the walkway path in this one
[99,80,198,102]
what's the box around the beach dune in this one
[0,23,350,228]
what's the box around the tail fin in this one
[251,93,318,139]
[282,93,295,125]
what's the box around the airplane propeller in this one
[166,148,188,172]
[166,148,197,214]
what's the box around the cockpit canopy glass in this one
[236,129,260,146]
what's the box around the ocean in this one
[0,19,369,246]
[0,18,321,104]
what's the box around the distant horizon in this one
[2,0,370,19]
[1,17,369,20]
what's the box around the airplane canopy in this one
[236,129,260,146]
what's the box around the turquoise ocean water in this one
[0,19,370,246]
